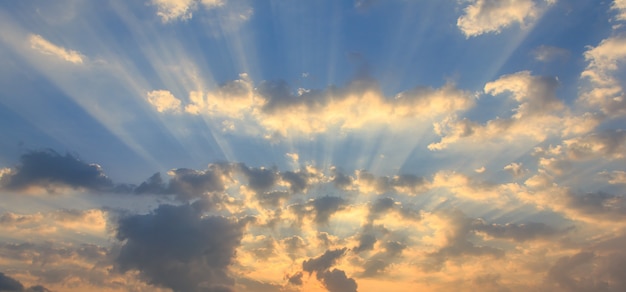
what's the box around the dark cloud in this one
[238,164,278,193]
[282,236,306,260]
[318,269,357,292]
[368,197,421,222]
[166,165,231,200]
[332,169,353,189]
[302,248,347,274]
[566,191,626,220]
[0,149,113,192]
[257,191,291,208]
[115,203,245,292]
[287,272,303,286]
[300,248,358,292]
[281,170,310,194]
[472,219,564,242]
[289,196,348,224]
[312,196,347,224]
[133,172,166,195]
[360,241,406,277]
[0,272,24,291]
[358,171,426,194]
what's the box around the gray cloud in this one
[0,272,23,291]
[425,211,504,272]
[472,219,564,242]
[115,203,245,292]
[302,248,348,274]
[289,196,348,224]
[301,248,358,292]
[0,149,114,193]
[360,241,406,277]
[318,269,357,292]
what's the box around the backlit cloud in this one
[29,34,84,64]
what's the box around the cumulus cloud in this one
[580,35,626,116]
[115,203,246,292]
[146,90,182,113]
[148,75,475,136]
[150,0,224,22]
[301,248,358,292]
[457,0,555,37]
[0,149,114,193]
[0,272,24,291]
[504,162,527,178]
[471,219,563,242]
[429,71,598,150]
[29,34,84,64]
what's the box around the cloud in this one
[0,272,24,291]
[149,75,475,136]
[29,34,84,64]
[318,269,358,292]
[429,71,598,150]
[0,149,114,193]
[563,130,626,160]
[301,248,358,292]
[613,0,626,21]
[456,0,555,37]
[423,211,504,271]
[532,45,570,62]
[146,90,182,113]
[504,162,527,178]
[115,203,246,292]
[580,35,626,116]
[290,196,348,225]
[150,0,224,22]
[302,248,348,274]
[471,219,563,242]
[598,170,626,184]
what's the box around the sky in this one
[1,0,626,291]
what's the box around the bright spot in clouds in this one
[2,0,626,291]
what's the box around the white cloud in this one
[580,35,626,116]
[150,75,475,137]
[456,0,555,38]
[150,0,225,22]
[429,71,579,150]
[146,90,182,112]
[613,0,626,21]
[29,34,84,64]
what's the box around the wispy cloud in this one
[29,34,84,64]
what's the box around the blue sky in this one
[1,0,626,291]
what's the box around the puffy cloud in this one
[356,171,427,195]
[563,130,626,160]
[430,71,598,150]
[504,162,527,178]
[29,34,84,64]
[0,149,114,193]
[0,272,24,291]
[301,248,358,292]
[423,211,504,271]
[115,203,246,292]
[150,0,223,22]
[613,0,626,21]
[302,248,348,274]
[456,0,555,37]
[318,269,358,292]
[580,35,626,116]
[146,90,182,113]
[149,76,475,136]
